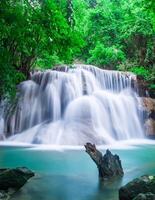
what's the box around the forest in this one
[0,0,155,98]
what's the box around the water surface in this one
[0,144,155,200]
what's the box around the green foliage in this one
[145,0,155,31]
[83,0,155,67]
[117,62,151,79]
[36,54,63,69]
[129,66,150,80]
[150,84,155,89]
[88,43,125,68]
[0,49,25,98]
[0,0,83,98]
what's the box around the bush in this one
[0,49,25,99]
[87,42,126,69]
[129,66,150,80]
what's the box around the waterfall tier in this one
[1,65,144,145]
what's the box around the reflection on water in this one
[11,175,122,200]
[0,145,155,200]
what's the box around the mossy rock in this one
[119,175,155,200]
[133,192,155,200]
[0,167,34,190]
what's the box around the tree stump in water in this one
[84,143,124,180]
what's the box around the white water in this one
[1,65,144,145]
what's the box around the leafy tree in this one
[120,0,155,66]
[0,0,83,98]
[88,42,125,68]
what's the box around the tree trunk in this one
[84,143,124,180]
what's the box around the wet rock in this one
[144,119,155,138]
[133,192,155,200]
[0,167,34,190]
[0,190,9,200]
[136,75,149,97]
[119,175,155,200]
[142,98,155,116]
[138,97,155,138]
[53,65,69,72]
[84,143,124,180]
[132,74,155,98]
[0,167,34,200]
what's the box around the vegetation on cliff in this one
[0,0,155,98]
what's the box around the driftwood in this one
[84,143,124,180]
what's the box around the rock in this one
[0,167,34,191]
[0,167,34,199]
[133,192,155,200]
[136,75,149,97]
[144,119,155,138]
[142,98,155,116]
[119,175,155,200]
[138,97,155,138]
[0,190,9,200]
[136,76,155,98]
[84,143,124,180]
[53,65,69,72]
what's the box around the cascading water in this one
[0,65,144,145]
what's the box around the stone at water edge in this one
[0,167,34,190]
[133,193,155,200]
[119,175,155,200]
[84,143,124,180]
[0,191,8,200]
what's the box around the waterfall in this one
[0,65,144,145]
